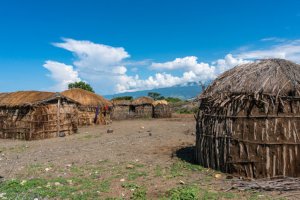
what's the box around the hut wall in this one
[153,104,172,118]
[0,102,78,140]
[135,105,153,118]
[111,105,134,120]
[196,96,300,178]
[77,106,109,126]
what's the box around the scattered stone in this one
[126,164,134,169]
[179,180,185,185]
[214,173,222,179]
[107,129,114,133]
[45,167,51,172]
[120,178,125,182]
[59,132,65,137]
[0,193,6,198]
[140,126,145,129]
[20,180,27,185]
[66,164,72,168]
[67,180,73,185]
[54,182,62,186]
[226,175,234,179]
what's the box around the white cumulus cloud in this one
[43,60,81,91]
[43,38,300,94]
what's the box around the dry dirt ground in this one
[0,116,295,199]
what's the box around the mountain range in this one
[104,83,203,100]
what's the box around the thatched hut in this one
[111,100,133,120]
[153,100,172,118]
[132,97,154,118]
[61,88,112,126]
[196,59,300,178]
[0,91,78,140]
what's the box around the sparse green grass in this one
[169,160,204,178]
[122,182,140,190]
[127,171,148,181]
[131,187,147,200]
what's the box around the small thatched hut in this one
[132,97,154,118]
[0,91,78,140]
[61,88,112,126]
[111,100,133,120]
[153,100,172,118]
[196,59,300,178]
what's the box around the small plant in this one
[122,182,139,190]
[167,185,199,200]
[128,171,147,181]
[131,187,147,200]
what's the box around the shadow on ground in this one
[175,145,197,164]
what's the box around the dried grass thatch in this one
[0,91,78,140]
[153,100,171,118]
[0,91,68,107]
[196,59,300,178]
[201,58,300,99]
[61,88,112,107]
[132,97,154,105]
[111,99,132,106]
[152,100,169,106]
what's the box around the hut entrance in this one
[129,105,135,113]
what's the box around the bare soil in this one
[0,116,293,199]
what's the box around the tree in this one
[148,92,165,100]
[68,81,95,93]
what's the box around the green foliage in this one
[165,97,182,103]
[122,182,140,190]
[131,187,147,200]
[176,107,198,114]
[111,96,133,101]
[167,185,199,200]
[68,81,95,93]
[148,92,165,100]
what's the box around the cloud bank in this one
[43,38,300,94]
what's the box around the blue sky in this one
[1,0,300,94]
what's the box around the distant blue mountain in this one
[104,84,203,100]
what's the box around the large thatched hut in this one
[61,88,112,126]
[0,91,78,140]
[111,100,133,120]
[132,97,154,118]
[196,59,300,178]
[153,100,172,118]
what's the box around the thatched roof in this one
[0,91,73,107]
[201,59,300,99]
[61,88,112,107]
[132,96,154,105]
[111,99,132,106]
[153,100,169,106]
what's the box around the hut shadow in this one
[175,145,197,164]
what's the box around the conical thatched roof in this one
[0,91,73,107]
[201,59,300,99]
[61,88,112,107]
[153,100,169,106]
[132,96,154,105]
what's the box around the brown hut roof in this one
[153,100,169,106]
[111,99,132,106]
[0,91,70,107]
[132,96,154,105]
[201,59,300,99]
[61,88,112,107]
